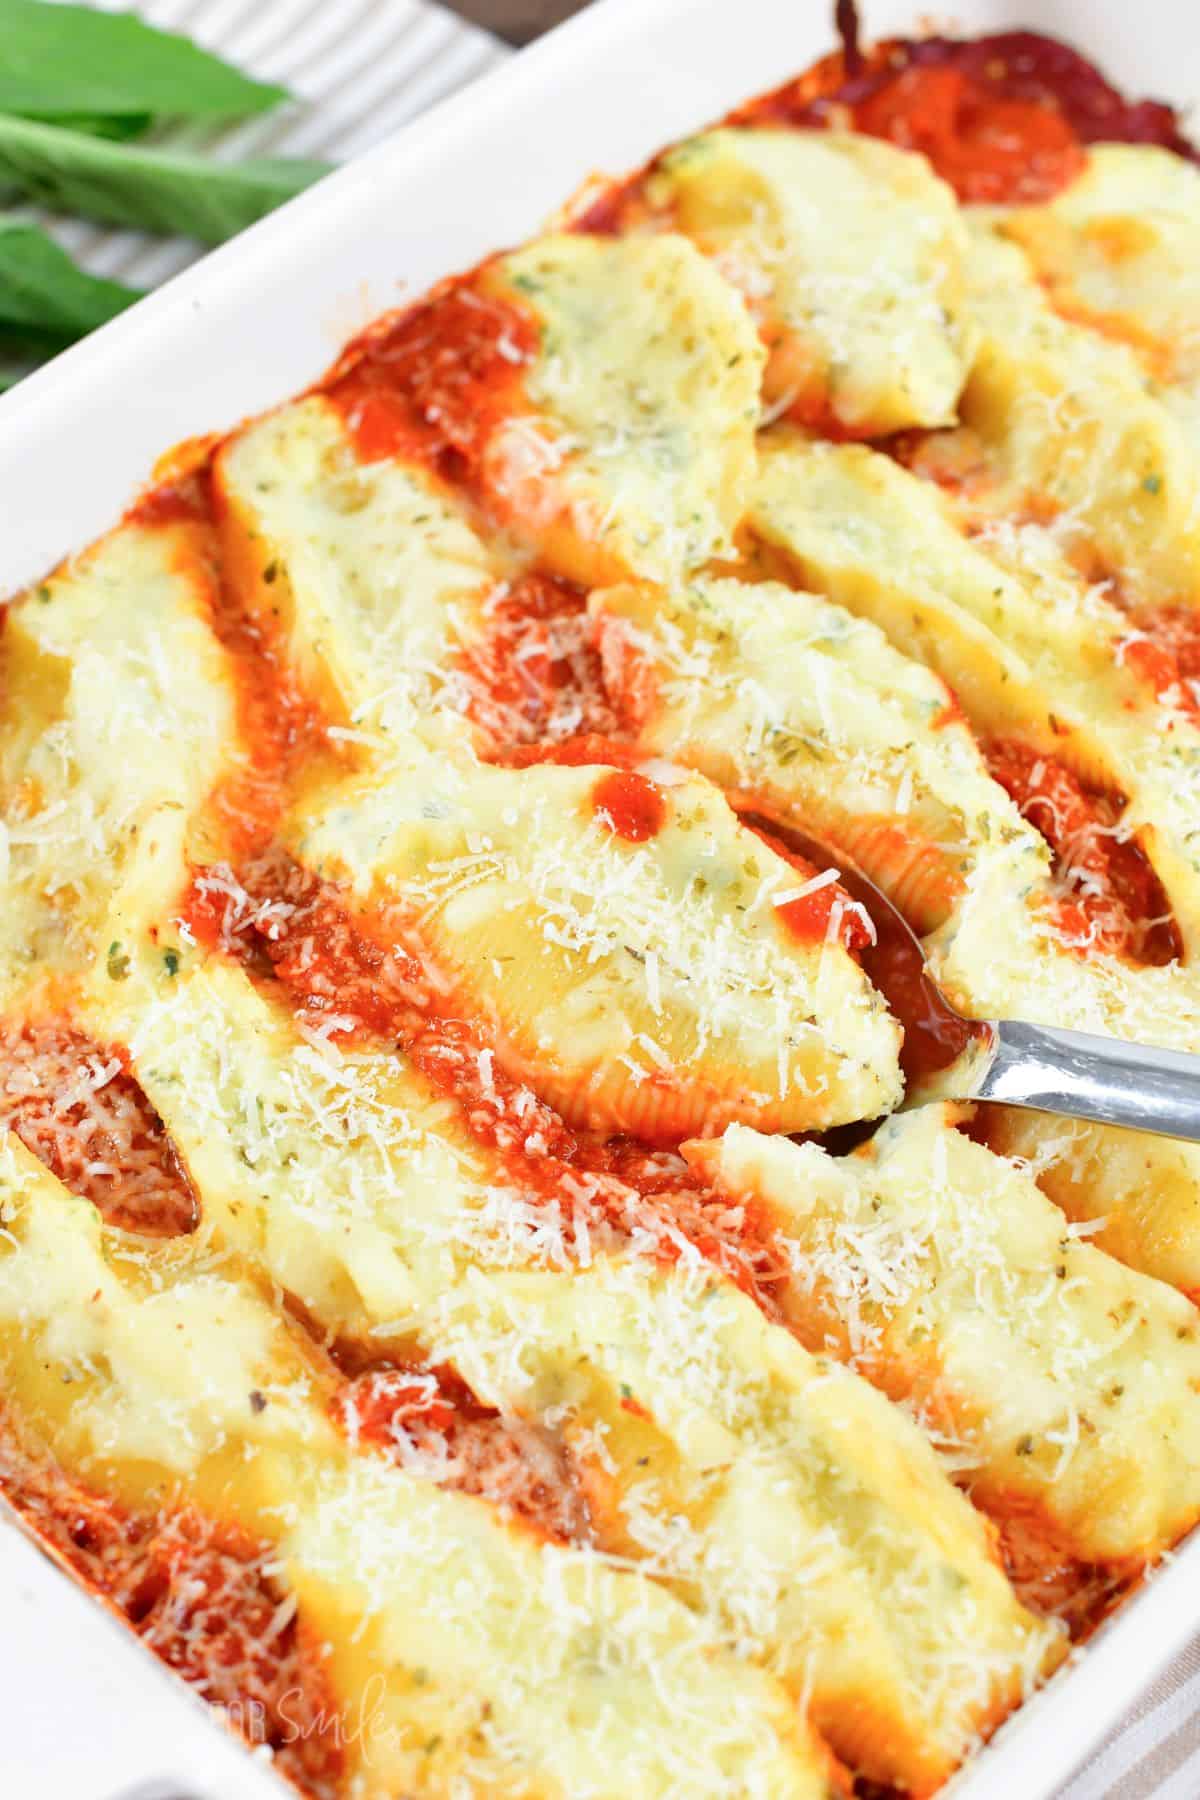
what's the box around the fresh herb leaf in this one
[0,115,330,244]
[0,1,289,120]
[0,216,140,337]
[33,112,153,142]
[0,319,58,356]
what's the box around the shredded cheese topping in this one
[3,76,1200,1800]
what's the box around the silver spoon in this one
[768,820,1200,1144]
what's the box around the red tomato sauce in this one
[124,473,213,533]
[0,1021,198,1235]
[506,733,643,771]
[115,459,327,874]
[579,28,1198,231]
[179,844,789,1307]
[739,815,981,1080]
[327,276,537,476]
[337,1359,589,1544]
[458,570,620,752]
[0,1429,344,1797]
[851,61,1084,204]
[861,901,983,1084]
[743,819,874,952]
[995,1498,1138,1642]
[592,769,666,842]
[130,468,331,870]
[342,1363,462,1443]
[208,655,324,865]
[1117,633,1183,704]
[204,657,325,864]
[1117,606,1200,724]
[731,31,1197,205]
[986,739,1181,963]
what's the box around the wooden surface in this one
[444,0,590,46]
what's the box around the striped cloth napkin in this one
[1057,1640,1200,1798]
[23,0,507,296]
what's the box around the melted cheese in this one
[994,146,1200,434]
[692,1109,1200,1565]
[0,1133,326,1490]
[959,223,1200,604]
[99,958,519,1337]
[650,128,973,433]
[6,78,1200,1800]
[483,233,765,586]
[981,1110,1200,1302]
[750,429,1169,769]
[0,521,237,1011]
[287,753,901,1136]
[748,431,1200,1045]
[591,572,1038,934]
[215,395,504,753]
[0,1132,836,1800]
[431,1256,1059,1794]
[290,1459,834,1800]
[87,964,1049,1793]
[746,425,1200,1289]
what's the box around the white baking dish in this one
[1,0,1198,1793]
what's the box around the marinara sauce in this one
[731,29,1197,205]
[0,1432,344,1798]
[580,27,1198,233]
[986,739,1182,964]
[743,818,874,953]
[328,276,536,474]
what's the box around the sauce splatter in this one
[593,769,666,842]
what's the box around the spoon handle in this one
[969,1019,1200,1142]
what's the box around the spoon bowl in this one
[753,815,1200,1144]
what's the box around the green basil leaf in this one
[0,116,330,245]
[0,324,53,388]
[0,217,141,336]
[25,112,153,142]
[0,1,289,120]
